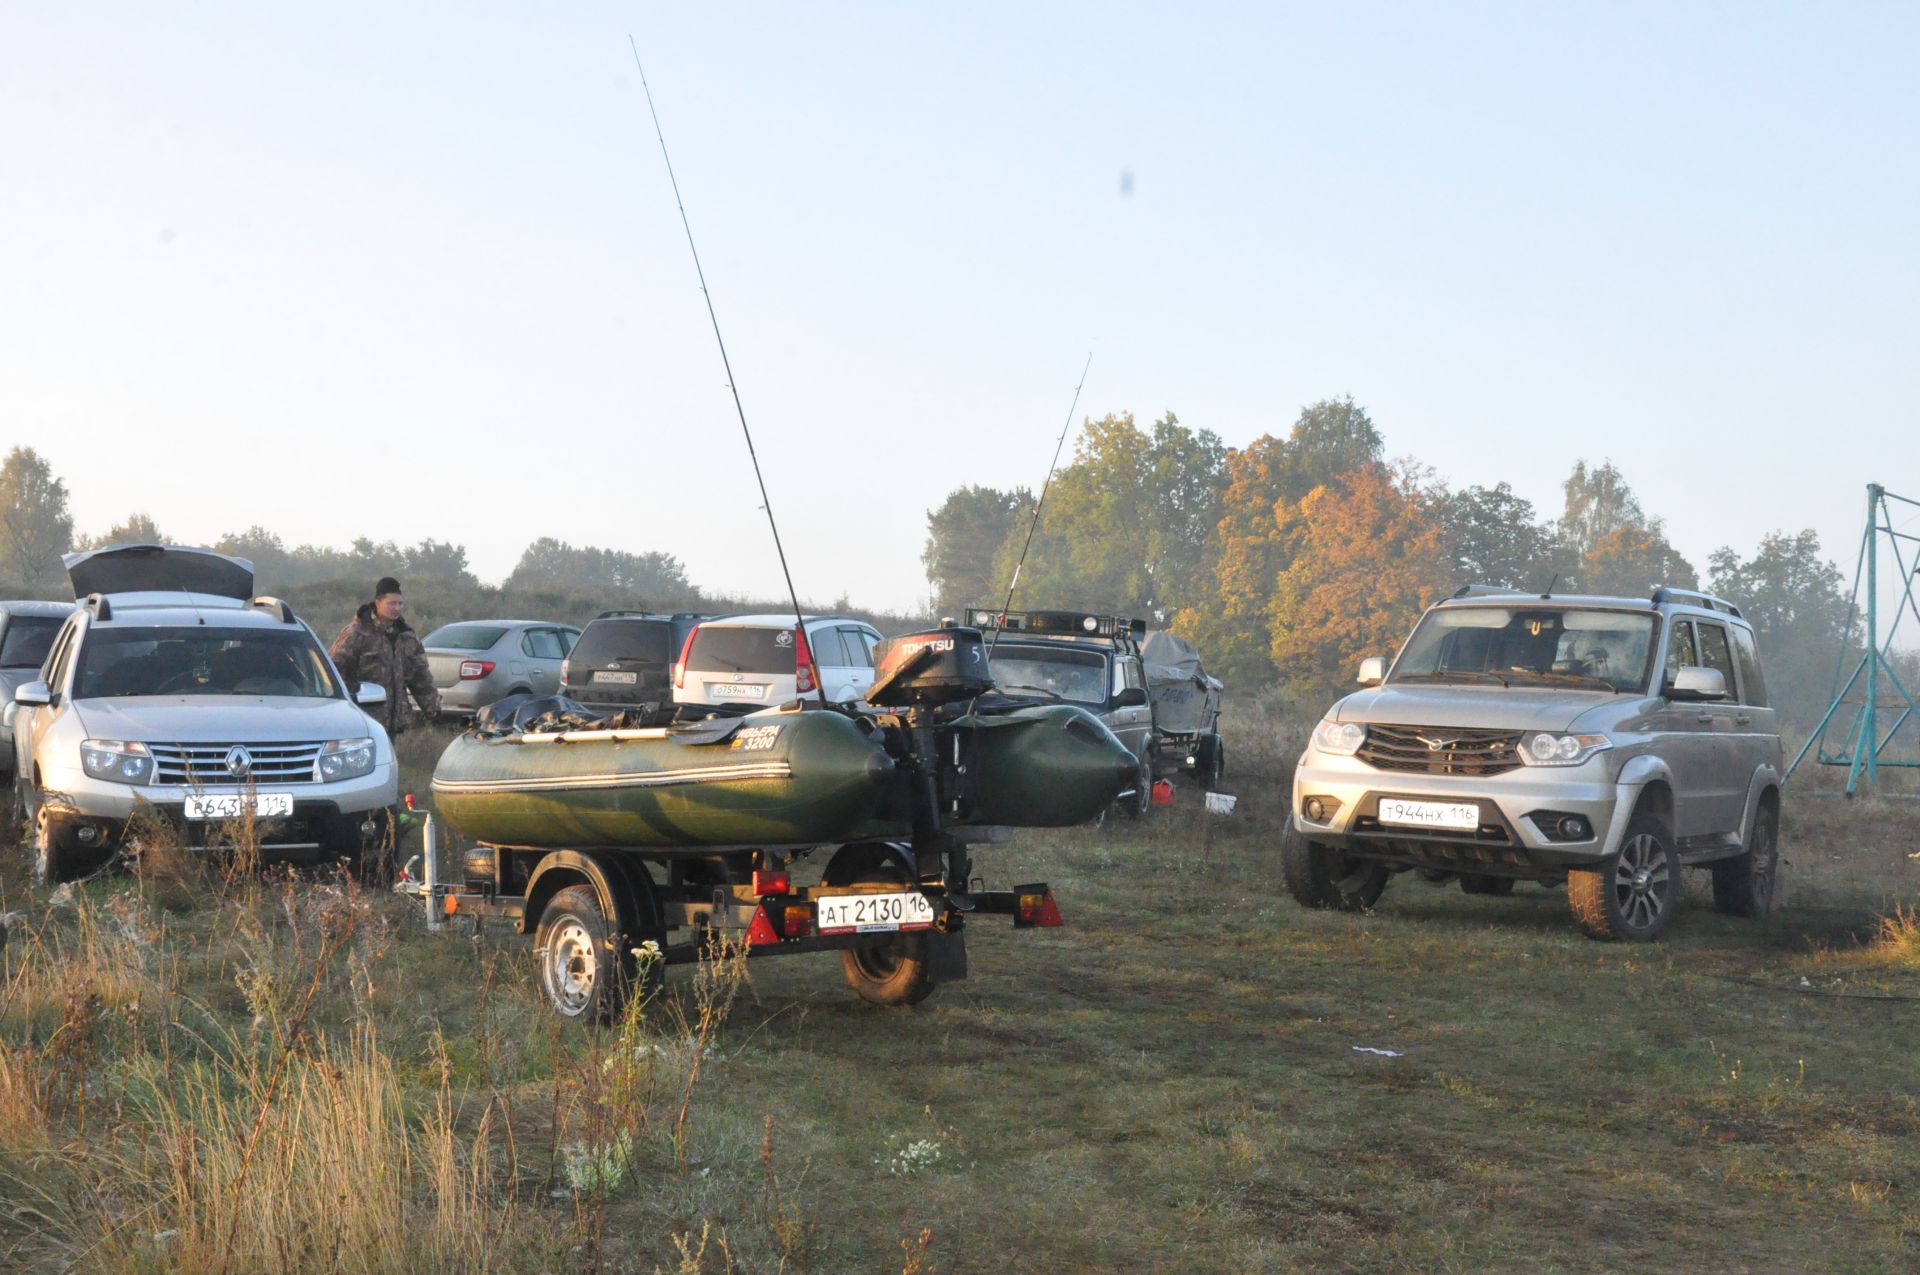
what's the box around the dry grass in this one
[0,704,1915,1271]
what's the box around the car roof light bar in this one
[964,607,1146,639]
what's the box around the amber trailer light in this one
[1013,885,1063,929]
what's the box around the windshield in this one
[987,645,1109,705]
[74,628,340,699]
[0,616,63,669]
[1390,607,1657,693]
[423,624,507,651]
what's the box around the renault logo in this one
[225,746,253,777]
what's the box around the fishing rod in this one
[627,35,822,703]
[984,351,1092,660]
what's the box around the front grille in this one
[149,742,326,786]
[1354,724,1522,777]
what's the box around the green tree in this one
[505,538,696,603]
[992,412,1225,622]
[1271,395,1384,501]
[1553,460,1695,594]
[1438,482,1553,591]
[75,512,166,551]
[0,447,75,594]
[922,485,1029,615]
[1708,530,1855,726]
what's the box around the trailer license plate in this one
[817,891,936,934]
[710,683,767,699]
[1378,798,1479,830]
[592,670,639,684]
[184,792,294,820]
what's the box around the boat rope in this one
[432,759,792,795]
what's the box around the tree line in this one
[0,446,923,641]
[922,398,1855,725]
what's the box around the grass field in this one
[1,712,1917,1273]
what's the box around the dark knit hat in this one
[375,576,403,599]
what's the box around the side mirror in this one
[1356,657,1386,687]
[355,682,389,707]
[1666,665,1728,702]
[1113,687,1148,708]
[12,680,50,707]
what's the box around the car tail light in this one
[752,869,791,896]
[1013,885,1063,929]
[458,660,495,680]
[674,626,699,690]
[794,627,817,695]
[559,658,570,685]
[780,905,814,939]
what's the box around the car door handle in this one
[1695,714,1714,725]
[1735,714,1752,726]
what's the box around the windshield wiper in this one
[995,683,1065,702]
[1394,671,1512,688]
[1498,670,1617,691]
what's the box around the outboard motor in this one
[867,626,994,709]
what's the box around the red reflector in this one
[1151,779,1175,807]
[752,870,791,896]
[1015,888,1064,928]
[781,905,814,939]
[745,905,782,947]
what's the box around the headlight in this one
[1519,732,1611,767]
[81,740,155,785]
[316,737,377,782]
[1311,719,1367,756]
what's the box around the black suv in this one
[966,608,1155,817]
[560,612,710,713]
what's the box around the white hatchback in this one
[671,614,883,710]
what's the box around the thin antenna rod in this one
[986,351,1093,658]
[628,36,815,694]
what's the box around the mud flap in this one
[923,927,968,982]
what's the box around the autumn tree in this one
[1553,460,1695,594]
[505,537,695,603]
[922,485,1029,615]
[1264,464,1448,699]
[0,447,74,594]
[992,412,1225,622]
[75,512,166,551]
[1708,530,1854,725]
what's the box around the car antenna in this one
[628,36,821,703]
[985,351,1093,662]
[1540,573,1558,601]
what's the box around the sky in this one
[4,3,1917,615]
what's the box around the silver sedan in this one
[422,620,580,717]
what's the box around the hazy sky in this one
[5,4,1917,614]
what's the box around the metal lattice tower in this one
[1785,483,1920,794]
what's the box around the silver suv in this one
[1283,586,1782,941]
[8,546,400,883]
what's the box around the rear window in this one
[0,616,63,669]
[572,619,673,668]
[687,626,797,675]
[423,624,507,651]
[74,628,339,699]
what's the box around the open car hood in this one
[64,544,255,601]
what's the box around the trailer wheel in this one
[841,934,937,1006]
[535,885,642,1024]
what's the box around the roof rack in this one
[963,607,1147,641]
[1650,586,1743,617]
[1450,583,1526,599]
[81,592,112,622]
[250,596,298,623]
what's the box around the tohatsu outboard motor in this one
[867,625,994,709]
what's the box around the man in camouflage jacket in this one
[329,576,442,736]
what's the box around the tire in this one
[534,885,645,1024]
[840,934,938,1006]
[1279,821,1388,912]
[1115,752,1153,821]
[1712,803,1778,919]
[33,807,110,887]
[1460,875,1516,896]
[1568,809,1677,942]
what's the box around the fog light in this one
[1557,815,1591,840]
[77,824,102,846]
[1305,797,1327,821]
